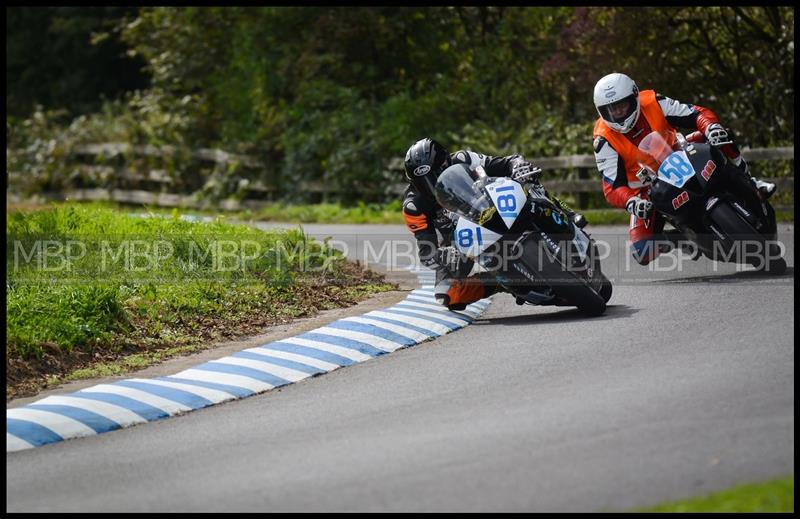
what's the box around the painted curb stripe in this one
[193,362,295,387]
[34,395,145,427]
[363,311,450,336]
[7,409,95,439]
[8,266,494,452]
[159,377,256,399]
[279,336,371,363]
[244,347,339,372]
[172,369,273,394]
[131,377,236,404]
[113,380,213,409]
[325,320,417,346]
[213,357,311,382]
[80,384,192,415]
[313,326,405,352]
[297,333,386,358]
[25,405,121,434]
[381,308,463,330]
[7,420,63,449]
[68,392,170,421]
[7,433,35,452]
[261,341,355,367]
[231,351,325,376]
[339,316,431,342]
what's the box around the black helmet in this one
[404,138,451,199]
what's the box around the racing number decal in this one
[494,185,517,214]
[453,217,502,257]
[457,227,483,247]
[658,151,695,188]
[486,179,526,229]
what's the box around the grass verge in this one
[6,203,395,400]
[9,199,792,226]
[635,475,794,512]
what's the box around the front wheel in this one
[708,201,785,274]
[519,236,606,316]
[598,274,613,303]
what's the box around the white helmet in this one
[593,72,640,134]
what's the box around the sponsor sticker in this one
[672,190,690,210]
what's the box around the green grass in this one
[139,203,799,226]
[243,200,405,224]
[6,203,394,397]
[9,198,793,226]
[635,475,794,512]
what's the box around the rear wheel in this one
[708,202,786,274]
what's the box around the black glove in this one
[435,245,463,275]
[510,158,542,183]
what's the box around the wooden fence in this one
[7,143,794,212]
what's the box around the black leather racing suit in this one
[402,150,528,308]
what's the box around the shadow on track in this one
[650,266,793,285]
[476,304,639,326]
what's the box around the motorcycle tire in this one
[708,201,786,274]
[519,235,607,316]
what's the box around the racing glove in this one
[510,158,542,183]
[626,195,653,220]
[704,123,733,147]
[435,246,464,276]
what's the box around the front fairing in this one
[434,165,522,235]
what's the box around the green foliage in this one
[7,283,128,359]
[6,7,794,205]
[6,7,148,117]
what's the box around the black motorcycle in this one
[434,163,612,316]
[635,131,786,274]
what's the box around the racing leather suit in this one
[402,150,533,310]
[593,90,759,265]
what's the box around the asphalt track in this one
[6,223,794,512]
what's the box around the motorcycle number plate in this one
[657,150,695,188]
[485,178,527,229]
[453,217,502,257]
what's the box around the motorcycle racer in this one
[403,137,586,310]
[591,72,777,265]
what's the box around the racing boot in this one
[660,228,701,260]
[735,156,776,200]
[753,179,777,200]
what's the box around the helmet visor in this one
[434,164,492,223]
[599,94,637,126]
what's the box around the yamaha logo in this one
[413,165,431,177]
